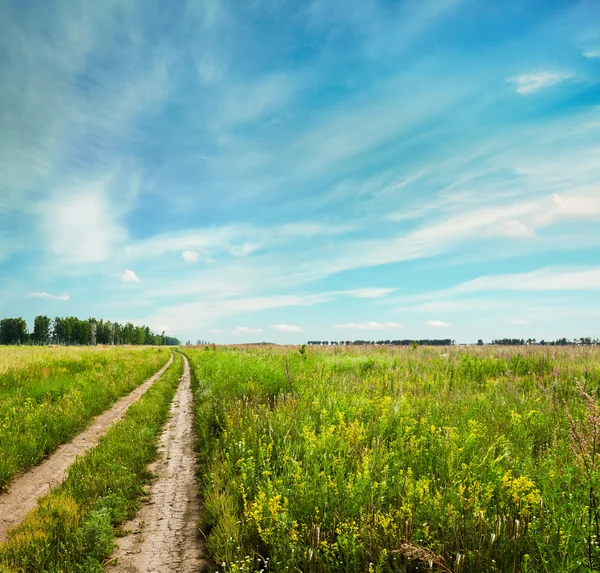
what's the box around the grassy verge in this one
[0,352,183,573]
[186,345,600,573]
[0,346,170,489]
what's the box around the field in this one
[0,344,598,573]
[0,346,170,490]
[0,352,184,572]
[187,345,600,572]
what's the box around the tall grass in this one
[0,352,184,573]
[187,345,600,572]
[0,346,169,489]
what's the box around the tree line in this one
[0,316,180,346]
[307,339,455,346]
[309,338,599,347]
[490,337,599,346]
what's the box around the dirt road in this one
[108,354,205,572]
[0,353,174,543]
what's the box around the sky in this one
[1,0,599,344]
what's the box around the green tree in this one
[33,315,51,345]
[0,318,28,345]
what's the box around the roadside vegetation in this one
[187,345,600,572]
[0,352,183,573]
[0,346,169,489]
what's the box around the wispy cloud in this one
[509,72,571,95]
[124,221,353,261]
[271,324,305,333]
[233,326,263,336]
[35,177,130,264]
[583,50,600,58]
[334,321,403,330]
[118,269,140,283]
[340,288,396,299]
[391,267,600,312]
[507,318,530,326]
[27,292,70,301]
[181,250,200,263]
[372,169,428,198]
[425,320,450,328]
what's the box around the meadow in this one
[0,352,184,572]
[0,346,170,489]
[187,344,600,573]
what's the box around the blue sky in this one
[1,0,599,344]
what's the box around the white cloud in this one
[233,326,263,336]
[230,243,260,257]
[181,250,200,263]
[216,73,296,129]
[27,292,70,301]
[372,169,427,198]
[139,292,338,338]
[387,203,438,222]
[507,318,530,326]
[490,219,536,239]
[334,321,403,330]
[124,221,352,261]
[510,72,571,95]
[36,179,128,264]
[583,50,600,58]
[341,288,396,298]
[118,269,140,283]
[271,324,305,333]
[391,267,600,313]
[425,320,450,328]
[452,267,600,293]
[399,190,600,253]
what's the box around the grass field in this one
[0,346,170,489]
[186,345,600,573]
[0,352,183,573]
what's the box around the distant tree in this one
[0,318,28,345]
[477,339,484,346]
[33,315,51,345]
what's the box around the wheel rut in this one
[0,353,174,543]
[107,354,205,572]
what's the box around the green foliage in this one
[186,345,600,573]
[0,318,27,345]
[0,346,169,490]
[0,353,183,572]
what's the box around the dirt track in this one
[108,354,205,572]
[0,353,174,543]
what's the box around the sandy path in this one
[108,354,205,573]
[0,353,174,543]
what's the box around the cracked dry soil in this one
[108,354,205,572]
[0,353,174,543]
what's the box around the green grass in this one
[0,346,170,489]
[186,345,600,573]
[0,352,184,573]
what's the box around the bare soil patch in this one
[107,354,205,572]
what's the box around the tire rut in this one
[107,354,205,573]
[0,353,174,543]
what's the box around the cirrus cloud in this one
[509,71,571,95]
[118,269,140,283]
[233,326,263,335]
[334,321,403,330]
[271,324,305,333]
[425,320,450,328]
[181,249,200,263]
[27,292,70,301]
